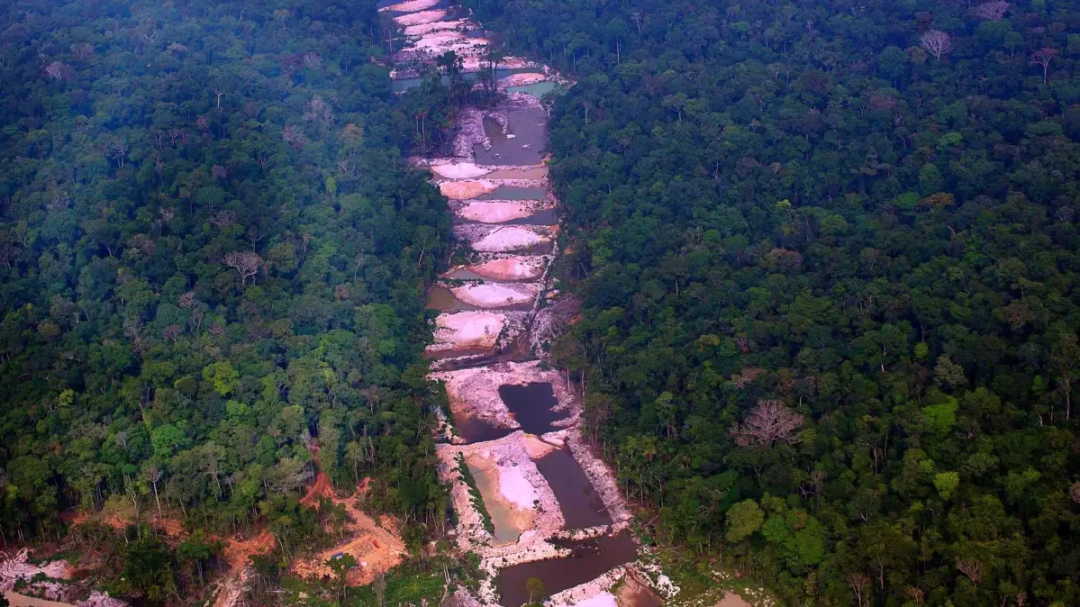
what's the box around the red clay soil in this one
[300,471,334,508]
[290,480,406,586]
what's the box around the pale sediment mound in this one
[549,569,630,607]
[380,0,441,12]
[432,361,575,428]
[426,311,506,353]
[404,19,467,36]
[432,162,492,179]
[571,591,618,607]
[456,201,535,223]
[470,226,551,252]
[467,256,547,281]
[523,433,557,459]
[441,179,498,199]
[411,33,488,56]
[393,9,446,25]
[451,282,540,308]
[499,72,548,88]
[460,55,535,73]
[431,366,519,431]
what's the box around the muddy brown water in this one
[508,208,558,226]
[534,448,612,529]
[497,532,638,607]
[475,186,548,200]
[455,411,516,443]
[426,285,482,311]
[498,382,568,435]
[474,107,547,165]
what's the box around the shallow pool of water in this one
[534,448,611,529]
[454,411,516,443]
[475,107,547,165]
[469,464,521,545]
[499,382,568,435]
[507,208,558,226]
[506,81,560,97]
[497,532,638,607]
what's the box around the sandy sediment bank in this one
[431,162,493,179]
[430,366,520,433]
[451,282,541,309]
[403,19,468,36]
[393,9,447,26]
[410,33,489,57]
[451,256,548,281]
[426,310,508,355]
[379,0,442,12]
[440,179,499,199]
[453,200,541,223]
[552,578,625,607]
[455,224,556,253]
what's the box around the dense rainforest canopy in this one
[464,0,1080,604]
[0,0,457,593]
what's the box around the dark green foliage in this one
[464,0,1080,604]
[455,454,493,535]
[0,0,452,565]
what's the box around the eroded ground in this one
[393,4,677,604]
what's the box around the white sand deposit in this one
[497,463,538,509]
[441,179,498,199]
[452,282,540,308]
[570,591,618,607]
[469,256,547,281]
[427,310,506,353]
[393,9,446,26]
[499,72,548,88]
[471,227,550,253]
[411,33,489,56]
[403,19,467,36]
[432,162,492,179]
[456,201,536,223]
[523,433,557,459]
[380,0,442,12]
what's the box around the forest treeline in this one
[465,0,1080,604]
[0,0,457,594]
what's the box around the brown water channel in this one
[497,532,638,607]
[454,411,516,443]
[475,108,547,165]
[498,382,568,435]
[454,208,557,227]
[534,448,611,529]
